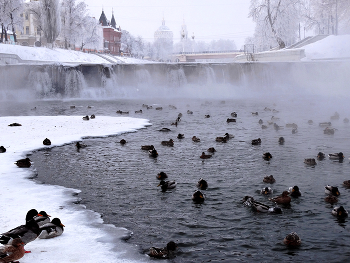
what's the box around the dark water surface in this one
[3,97,350,262]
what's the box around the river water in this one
[2,95,350,262]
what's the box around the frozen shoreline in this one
[0,116,151,263]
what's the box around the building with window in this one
[99,10,122,55]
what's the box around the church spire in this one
[111,9,116,29]
[99,10,108,26]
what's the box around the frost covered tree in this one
[79,16,101,50]
[304,0,350,34]
[61,0,87,49]
[41,0,61,46]
[249,0,304,49]
[0,0,23,43]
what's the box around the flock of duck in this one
[0,209,64,262]
[2,103,349,259]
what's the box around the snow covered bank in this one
[302,35,350,60]
[0,44,155,64]
[0,116,151,263]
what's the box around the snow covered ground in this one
[302,35,350,60]
[0,116,151,263]
[0,44,153,64]
[0,34,349,64]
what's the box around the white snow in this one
[0,44,154,64]
[0,116,151,263]
[302,35,350,60]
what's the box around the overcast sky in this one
[83,0,256,48]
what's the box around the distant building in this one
[154,17,173,41]
[153,18,173,61]
[15,0,41,46]
[99,10,122,55]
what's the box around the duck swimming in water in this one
[278,137,285,144]
[261,187,273,195]
[317,152,325,160]
[141,145,154,150]
[156,172,168,180]
[289,186,301,197]
[242,196,282,213]
[325,185,340,196]
[0,238,25,263]
[192,136,200,142]
[200,152,212,159]
[119,139,127,144]
[332,206,348,218]
[207,147,216,153]
[263,175,275,184]
[328,152,344,160]
[38,218,65,239]
[269,191,291,205]
[283,232,301,247]
[325,195,338,204]
[161,139,174,146]
[197,178,208,190]
[343,180,350,188]
[148,241,177,259]
[157,180,177,192]
[251,138,261,145]
[177,134,184,139]
[304,158,317,165]
[76,142,87,149]
[149,149,158,158]
[262,152,272,160]
[192,190,205,203]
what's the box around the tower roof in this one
[111,12,116,29]
[99,10,108,26]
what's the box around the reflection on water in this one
[6,96,350,262]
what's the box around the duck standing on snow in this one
[15,158,31,168]
[38,218,65,239]
[283,232,301,247]
[332,206,348,218]
[325,185,340,196]
[43,138,51,145]
[0,209,40,246]
[269,191,291,205]
[0,238,25,263]
[289,186,301,197]
[34,211,51,227]
[0,146,6,153]
[157,180,177,192]
[148,241,177,259]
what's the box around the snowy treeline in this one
[121,31,238,61]
[0,0,23,42]
[1,0,100,50]
[247,0,350,52]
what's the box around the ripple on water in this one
[25,98,350,262]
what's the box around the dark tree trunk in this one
[1,24,4,42]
